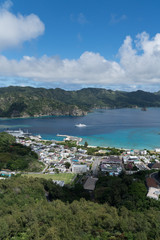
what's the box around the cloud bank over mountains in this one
[0,1,160,90]
[1,32,160,89]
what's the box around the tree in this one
[84,141,88,148]
[64,162,71,169]
[55,168,59,174]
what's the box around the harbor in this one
[1,108,160,149]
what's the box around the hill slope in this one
[0,175,160,239]
[0,132,43,172]
[0,86,160,117]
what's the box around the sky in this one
[0,0,160,91]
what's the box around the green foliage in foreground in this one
[0,132,42,172]
[95,171,160,211]
[0,176,160,240]
[0,174,160,240]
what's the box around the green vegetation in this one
[0,131,160,239]
[58,141,123,156]
[23,173,75,184]
[0,175,160,239]
[1,86,160,117]
[57,140,77,148]
[95,171,160,211]
[84,141,88,148]
[64,162,71,169]
[87,146,123,156]
[0,132,43,172]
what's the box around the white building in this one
[147,187,160,200]
[72,164,88,173]
[155,148,160,153]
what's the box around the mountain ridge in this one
[0,86,160,117]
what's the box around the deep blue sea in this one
[1,108,160,149]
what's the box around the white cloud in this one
[1,0,13,10]
[0,0,45,51]
[77,33,82,42]
[70,13,88,25]
[109,14,127,24]
[119,32,160,83]
[77,13,88,24]
[0,31,160,90]
[0,52,126,84]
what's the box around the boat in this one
[141,107,147,111]
[75,123,86,127]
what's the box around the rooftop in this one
[83,177,98,191]
[146,177,158,188]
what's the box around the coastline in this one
[0,106,152,120]
[42,134,155,151]
[1,108,160,151]
[0,114,84,121]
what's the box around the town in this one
[2,129,160,200]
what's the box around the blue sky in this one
[0,0,160,91]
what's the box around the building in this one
[155,148,160,153]
[147,187,160,200]
[53,180,65,187]
[0,170,15,177]
[83,177,98,191]
[100,164,122,176]
[72,164,88,173]
[128,156,139,163]
[146,177,160,200]
[146,177,158,188]
[5,129,30,138]
[140,150,147,155]
[101,156,122,164]
[151,163,160,169]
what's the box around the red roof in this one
[146,177,158,188]
[151,163,160,169]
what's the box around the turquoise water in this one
[0,108,160,149]
[81,127,160,149]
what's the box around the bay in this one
[0,108,160,149]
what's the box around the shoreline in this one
[0,114,83,121]
[1,107,160,151]
[2,128,158,151]
[0,106,158,121]
[43,135,155,151]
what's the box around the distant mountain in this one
[0,86,160,117]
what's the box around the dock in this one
[57,134,82,144]
[57,134,68,138]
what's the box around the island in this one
[1,86,160,117]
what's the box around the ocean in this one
[1,108,160,149]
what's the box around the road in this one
[42,163,48,173]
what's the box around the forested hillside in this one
[0,172,160,239]
[0,132,42,172]
[0,86,160,117]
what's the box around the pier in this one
[57,134,82,144]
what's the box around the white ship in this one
[75,123,86,127]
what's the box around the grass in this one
[22,173,76,184]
